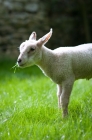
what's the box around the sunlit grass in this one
[0,59,92,140]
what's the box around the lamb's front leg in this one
[57,76,75,117]
[57,85,62,108]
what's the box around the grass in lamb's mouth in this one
[12,63,19,73]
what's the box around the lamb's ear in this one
[37,28,53,46]
[29,32,36,40]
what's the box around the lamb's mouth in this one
[18,62,27,68]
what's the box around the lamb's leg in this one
[60,77,75,117]
[57,85,62,108]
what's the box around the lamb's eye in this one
[28,48,35,53]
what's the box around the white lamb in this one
[17,29,92,117]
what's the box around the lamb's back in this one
[53,44,92,80]
[72,44,92,79]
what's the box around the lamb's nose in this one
[17,59,22,63]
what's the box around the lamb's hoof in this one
[62,112,68,118]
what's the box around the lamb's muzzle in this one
[17,58,21,64]
[17,28,92,117]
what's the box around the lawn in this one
[0,59,92,140]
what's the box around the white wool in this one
[17,29,92,117]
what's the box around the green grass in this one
[0,59,92,140]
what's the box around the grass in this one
[0,58,92,140]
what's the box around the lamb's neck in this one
[37,46,55,75]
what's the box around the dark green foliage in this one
[0,0,92,57]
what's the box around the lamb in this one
[17,29,92,117]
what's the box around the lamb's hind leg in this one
[60,77,75,117]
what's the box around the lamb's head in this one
[17,28,53,68]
